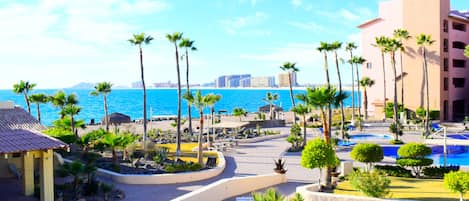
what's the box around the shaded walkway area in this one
[0,178,38,201]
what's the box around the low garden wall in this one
[245,120,286,128]
[172,173,287,201]
[296,184,387,201]
[64,151,226,185]
[237,133,289,143]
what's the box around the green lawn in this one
[334,177,466,201]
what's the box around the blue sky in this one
[0,0,467,89]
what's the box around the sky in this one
[0,0,467,89]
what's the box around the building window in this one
[452,22,467,32]
[453,59,466,68]
[444,77,448,90]
[453,78,465,88]
[453,41,466,49]
[443,19,448,32]
[444,58,449,71]
[366,62,372,69]
[444,39,448,52]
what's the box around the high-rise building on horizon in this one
[215,75,226,88]
[251,76,276,88]
[278,72,298,88]
[359,0,469,121]
[215,74,251,88]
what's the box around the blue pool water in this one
[337,133,392,146]
[382,145,469,166]
[448,134,469,140]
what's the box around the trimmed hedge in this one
[423,165,460,179]
[374,165,413,178]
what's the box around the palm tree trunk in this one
[288,72,296,124]
[269,103,273,120]
[391,54,400,141]
[36,103,41,123]
[140,47,148,150]
[211,107,216,144]
[323,52,332,143]
[349,51,355,123]
[335,51,345,139]
[198,111,204,165]
[71,116,76,137]
[356,63,362,120]
[112,148,117,164]
[400,51,405,112]
[381,51,386,120]
[424,49,430,136]
[24,93,31,114]
[364,88,368,120]
[303,115,307,145]
[185,48,193,137]
[175,43,182,157]
[104,95,109,132]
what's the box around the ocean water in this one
[0,88,362,126]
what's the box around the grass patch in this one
[334,176,466,200]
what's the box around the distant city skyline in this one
[0,0,466,89]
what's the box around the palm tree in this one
[49,91,78,119]
[360,77,375,120]
[233,108,247,121]
[63,104,81,137]
[128,33,153,149]
[166,32,184,156]
[330,41,346,139]
[179,38,197,136]
[291,103,310,145]
[90,82,113,131]
[184,90,212,165]
[13,80,36,114]
[207,94,221,144]
[345,42,358,123]
[374,36,389,119]
[350,56,366,120]
[393,29,411,110]
[263,92,279,120]
[29,93,48,123]
[384,38,404,139]
[416,34,435,136]
[465,45,469,58]
[280,62,299,123]
[317,42,333,139]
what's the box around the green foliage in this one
[301,138,338,169]
[389,139,404,144]
[349,169,391,198]
[444,171,469,200]
[385,102,404,118]
[252,188,284,201]
[397,158,433,168]
[374,165,413,178]
[153,147,169,164]
[164,162,202,173]
[286,135,303,152]
[289,193,304,201]
[423,166,460,179]
[389,122,403,136]
[43,127,77,144]
[415,107,440,120]
[290,124,301,136]
[350,143,383,170]
[397,143,432,158]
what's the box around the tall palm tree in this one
[384,38,404,139]
[207,94,221,144]
[90,82,113,131]
[63,104,81,137]
[416,34,435,136]
[49,91,78,119]
[374,36,389,119]
[345,42,358,123]
[317,42,333,139]
[263,92,279,120]
[464,45,469,58]
[360,77,375,120]
[393,29,411,110]
[184,90,213,165]
[291,103,310,145]
[128,33,153,149]
[29,93,48,123]
[166,32,184,156]
[12,80,36,114]
[233,108,247,122]
[350,56,366,120]
[296,86,347,188]
[280,62,300,123]
[179,38,197,136]
[331,41,346,139]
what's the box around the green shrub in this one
[423,166,460,179]
[289,193,304,201]
[350,143,383,171]
[286,135,303,151]
[164,162,202,173]
[374,165,413,178]
[301,138,339,189]
[396,143,433,178]
[389,122,403,136]
[153,147,169,164]
[349,169,390,198]
[444,171,469,201]
[43,128,77,144]
[415,107,439,120]
[252,188,284,201]
[385,102,404,118]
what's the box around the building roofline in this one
[357,18,383,29]
[449,10,469,22]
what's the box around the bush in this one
[286,135,303,152]
[153,147,169,164]
[349,169,390,198]
[397,143,433,178]
[385,102,404,118]
[301,138,339,188]
[374,165,413,178]
[252,188,284,201]
[444,171,469,201]
[43,128,77,144]
[423,165,460,179]
[415,107,439,120]
[164,162,202,173]
[389,122,403,136]
[350,143,383,171]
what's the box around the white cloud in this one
[339,9,360,21]
[220,12,270,36]
[289,21,324,32]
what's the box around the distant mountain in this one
[68,82,96,89]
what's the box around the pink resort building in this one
[359,0,469,121]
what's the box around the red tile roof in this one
[0,107,68,154]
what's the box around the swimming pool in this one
[382,145,469,166]
[337,133,393,146]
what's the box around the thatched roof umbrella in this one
[103,113,131,132]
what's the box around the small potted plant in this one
[273,158,287,174]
